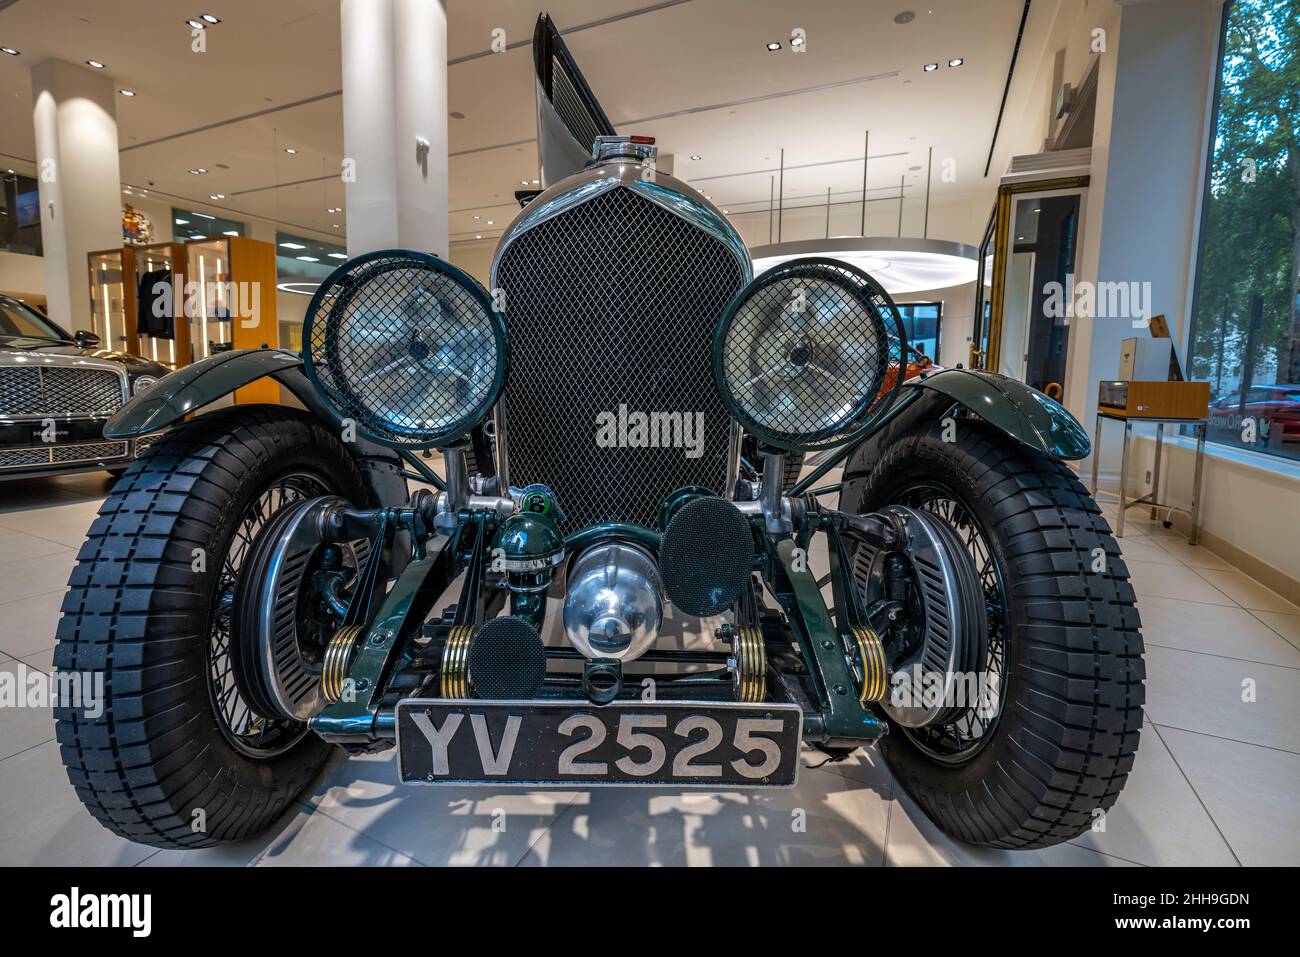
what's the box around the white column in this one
[30,59,123,335]
[340,0,449,258]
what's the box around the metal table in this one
[1089,411,1207,543]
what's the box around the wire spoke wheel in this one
[894,481,1009,764]
[206,472,331,758]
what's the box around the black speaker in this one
[468,616,547,699]
[659,495,755,617]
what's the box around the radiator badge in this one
[594,404,705,459]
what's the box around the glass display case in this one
[185,238,236,360]
[86,248,134,353]
[131,241,189,368]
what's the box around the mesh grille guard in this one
[495,187,745,532]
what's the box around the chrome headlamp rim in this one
[301,248,508,450]
[711,256,908,453]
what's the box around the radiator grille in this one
[0,441,129,470]
[0,365,125,417]
[495,187,745,531]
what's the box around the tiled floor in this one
[1,469,1297,866]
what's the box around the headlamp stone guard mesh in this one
[713,257,907,452]
[302,250,506,449]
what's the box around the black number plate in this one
[395,699,803,787]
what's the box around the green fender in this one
[905,368,1091,460]
[104,349,306,438]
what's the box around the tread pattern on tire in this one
[858,422,1145,849]
[53,406,360,849]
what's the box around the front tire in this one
[845,420,1145,849]
[54,406,368,848]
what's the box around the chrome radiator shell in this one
[491,161,751,531]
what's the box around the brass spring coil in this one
[439,624,475,699]
[851,625,889,704]
[731,626,767,703]
[321,625,366,704]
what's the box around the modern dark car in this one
[0,294,170,480]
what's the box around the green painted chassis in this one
[104,348,1092,749]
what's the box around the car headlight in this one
[302,250,507,449]
[712,258,906,452]
[132,375,159,395]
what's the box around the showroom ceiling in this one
[0,0,1049,245]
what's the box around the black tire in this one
[847,420,1144,849]
[782,451,805,491]
[54,405,369,849]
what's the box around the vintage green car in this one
[51,16,1142,852]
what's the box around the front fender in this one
[104,349,305,438]
[905,368,1091,460]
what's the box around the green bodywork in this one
[103,348,304,438]
[906,368,1091,460]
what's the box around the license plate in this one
[395,699,803,787]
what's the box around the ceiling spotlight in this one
[531,178,539,184]
[766,41,782,51]
[208,193,225,199]
[790,35,805,48]
[690,154,701,161]
[284,147,297,154]
[86,60,105,69]
[1,48,20,56]
[186,19,206,30]
[922,62,938,72]
[118,89,135,96]
[948,57,964,67]
[486,220,494,225]
[722,209,730,214]
[189,167,207,174]
[475,234,482,240]
[473,215,480,220]
[201,13,221,24]
[520,179,530,185]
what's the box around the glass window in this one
[0,294,68,341]
[896,302,941,360]
[173,208,245,242]
[275,231,347,280]
[1189,0,1299,461]
[0,171,44,257]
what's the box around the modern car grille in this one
[0,441,128,470]
[0,365,126,417]
[495,187,746,531]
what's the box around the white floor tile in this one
[1189,567,1300,614]
[0,657,56,760]
[0,589,63,660]
[1124,559,1235,606]
[1251,610,1300,650]
[0,526,73,562]
[1136,595,1300,668]
[531,765,890,866]
[0,551,76,606]
[1067,715,1238,866]
[1148,535,1233,570]
[1156,725,1300,867]
[1143,645,1300,753]
[303,749,574,866]
[0,741,154,866]
[0,500,102,549]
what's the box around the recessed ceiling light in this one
[1,48,20,56]
[766,41,782,51]
[186,19,206,30]
[475,234,482,240]
[189,167,207,174]
[328,252,347,259]
[118,89,135,96]
[86,60,105,69]
[486,220,494,225]
[284,147,297,154]
[690,154,701,161]
[473,215,480,221]
[520,179,530,185]
[922,63,938,72]
[450,111,465,119]
[201,13,221,24]
[790,36,805,48]
[722,209,730,214]
[948,57,964,67]
[279,242,306,250]
[175,219,189,225]
[208,193,225,199]
[705,195,712,200]
[908,165,922,171]
[331,224,340,228]
[222,230,238,236]
[531,178,539,185]
[894,11,916,24]
[296,256,319,262]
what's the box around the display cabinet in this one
[130,241,190,369]
[184,236,279,403]
[86,247,136,353]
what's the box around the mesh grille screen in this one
[719,260,899,450]
[496,188,744,532]
[0,366,123,417]
[305,254,502,448]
